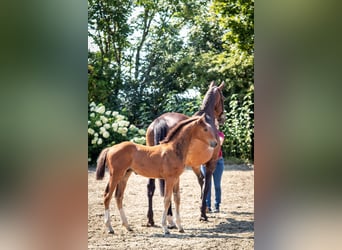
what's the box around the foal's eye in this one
[204,128,208,132]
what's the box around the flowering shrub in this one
[88,102,146,166]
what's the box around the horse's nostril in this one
[210,141,217,148]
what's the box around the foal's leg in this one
[115,170,133,231]
[161,179,175,229]
[161,179,175,234]
[192,165,204,193]
[103,170,126,234]
[103,179,117,233]
[173,178,184,233]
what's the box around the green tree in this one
[88,0,254,162]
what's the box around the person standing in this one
[201,120,225,213]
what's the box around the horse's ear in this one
[218,81,224,90]
[209,81,215,88]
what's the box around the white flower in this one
[100,115,108,124]
[95,120,102,127]
[88,120,90,125]
[105,111,112,116]
[99,127,106,134]
[96,105,105,114]
[116,114,125,121]
[88,128,95,135]
[104,124,110,129]
[112,123,118,132]
[94,133,99,137]
[89,102,96,107]
[118,127,128,136]
[97,138,103,145]
[133,137,145,145]
[103,131,110,138]
[138,129,146,135]
[90,113,95,118]
[88,158,91,162]
[112,111,119,117]
[91,138,98,144]
[129,124,137,131]
[118,120,130,127]
[90,106,95,112]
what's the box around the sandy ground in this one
[88,165,254,249]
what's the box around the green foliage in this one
[162,90,202,116]
[222,90,254,161]
[88,0,254,163]
[88,102,146,166]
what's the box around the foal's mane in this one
[160,116,201,144]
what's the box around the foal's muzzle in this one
[209,141,218,148]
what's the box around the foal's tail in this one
[96,147,110,180]
[153,118,169,196]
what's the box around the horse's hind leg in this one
[103,180,116,234]
[167,203,176,229]
[147,178,155,226]
[161,178,176,234]
[173,178,184,233]
[103,169,126,234]
[115,169,133,231]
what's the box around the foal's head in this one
[160,114,217,148]
[192,114,218,148]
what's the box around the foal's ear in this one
[198,113,206,123]
[218,81,224,90]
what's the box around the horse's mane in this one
[199,87,217,112]
[160,116,201,144]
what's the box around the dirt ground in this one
[88,164,254,249]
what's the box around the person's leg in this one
[200,165,212,211]
[213,158,224,212]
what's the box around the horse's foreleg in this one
[192,165,204,198]
[173,178,184,233]
[200,169,213,221]
[161,179,174,234]
[115,170,133,231]
[147,178,155,226]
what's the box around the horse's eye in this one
[204,128,208,132]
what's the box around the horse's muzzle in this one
[209,141,218,148]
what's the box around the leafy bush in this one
[222,91,254,162]
[88,102,146,166]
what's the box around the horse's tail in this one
[153,118,169,196]
[96,147,110,180]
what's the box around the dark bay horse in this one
[145,81,225,226]
[96,114,218,235]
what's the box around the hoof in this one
[127,227,133,232]
[164,230,170,235]
[146,221,155,227]
[167,224,177,229]
[107,229,114,234]
[199,216,208,221]
[179,228,185,233]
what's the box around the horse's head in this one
[213,81,225,124]
[194,114,218,148]
[200,81,225,124]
